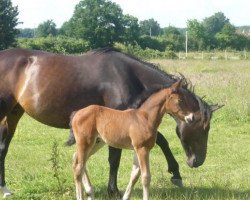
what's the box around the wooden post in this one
[185,31,188,58]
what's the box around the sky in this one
[12,0,250,29]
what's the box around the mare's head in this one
[171,79,223,168]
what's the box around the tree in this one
[0,0,19,50]
[187,19,207,50]
[35,20,57,37]
[160,26,185,51]
[61,0,124,48]
[203,12,229,36]
[122,14,140,45]
[202,12,229,49]
[139,18,161,36]
[18,28,35,38]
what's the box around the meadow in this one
[2,59,250,199]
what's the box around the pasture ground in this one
[2,60,250,199]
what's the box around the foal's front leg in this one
[123,153,141,200]
[135,147,151,200]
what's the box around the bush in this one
[17,36,90,54]
[115,43,177,59]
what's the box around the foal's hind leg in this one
[123,153,141,200]
[73,149,94,200]
[0,104,24,197]
[73,132,96,200]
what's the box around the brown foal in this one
[71,80,195,200]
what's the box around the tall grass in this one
[3,60,250,199]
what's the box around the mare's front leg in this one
[107,146,122,196]
[156,131,183,187]
[0,105,24,197]
[123,153,141,200]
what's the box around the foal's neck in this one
[138,89,170,131]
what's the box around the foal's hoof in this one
[171,178,184,188]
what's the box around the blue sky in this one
[12,0,250,28]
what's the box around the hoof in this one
[3,192,12,198]
[171,178,184,188]
[0,186,13,198]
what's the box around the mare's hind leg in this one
[0,104,24,197]
[107,146,122,196]
[123,153,141,200]
[156,131,183,187]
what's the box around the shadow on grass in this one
[93,185,250,200]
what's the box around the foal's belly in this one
[98,131,134,150]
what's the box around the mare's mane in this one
[91,47,177,81]
[91,47,212,125]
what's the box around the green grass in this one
[2,60,250,199]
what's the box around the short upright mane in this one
[129,84,170,109]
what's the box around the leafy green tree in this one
[35,20,57,37]
[187,19,207,50]
[61,0,124,48]
[122,14,140,45]
[160,26,185,51]
[215,23,236,49]
[202,12,229,49]
[0,0,19,49]
[18,28,35,38]
[203,12,229,36]
[140,18,161,36]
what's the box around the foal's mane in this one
[91,47,212,125]
[129,84,170,109]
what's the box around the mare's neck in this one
[138,89,169,131]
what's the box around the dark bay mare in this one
[0,47,222,197]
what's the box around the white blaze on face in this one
[184,113,194,124]
[17,56,40,108]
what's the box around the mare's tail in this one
[65,111,77,146]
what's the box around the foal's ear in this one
[171,80,183,93]
[210,104,224,112]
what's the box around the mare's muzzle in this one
[186,154,205,168]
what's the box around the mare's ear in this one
[210,104,224,112]
[171,79,183,93]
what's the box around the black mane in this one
[91,47,178,82]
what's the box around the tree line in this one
[1,0,250,54]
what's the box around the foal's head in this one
[165,80,194,124]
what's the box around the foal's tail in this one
[65,111,77,146]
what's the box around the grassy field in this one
[2,60,250,199]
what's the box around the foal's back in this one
[72,105,151,150]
